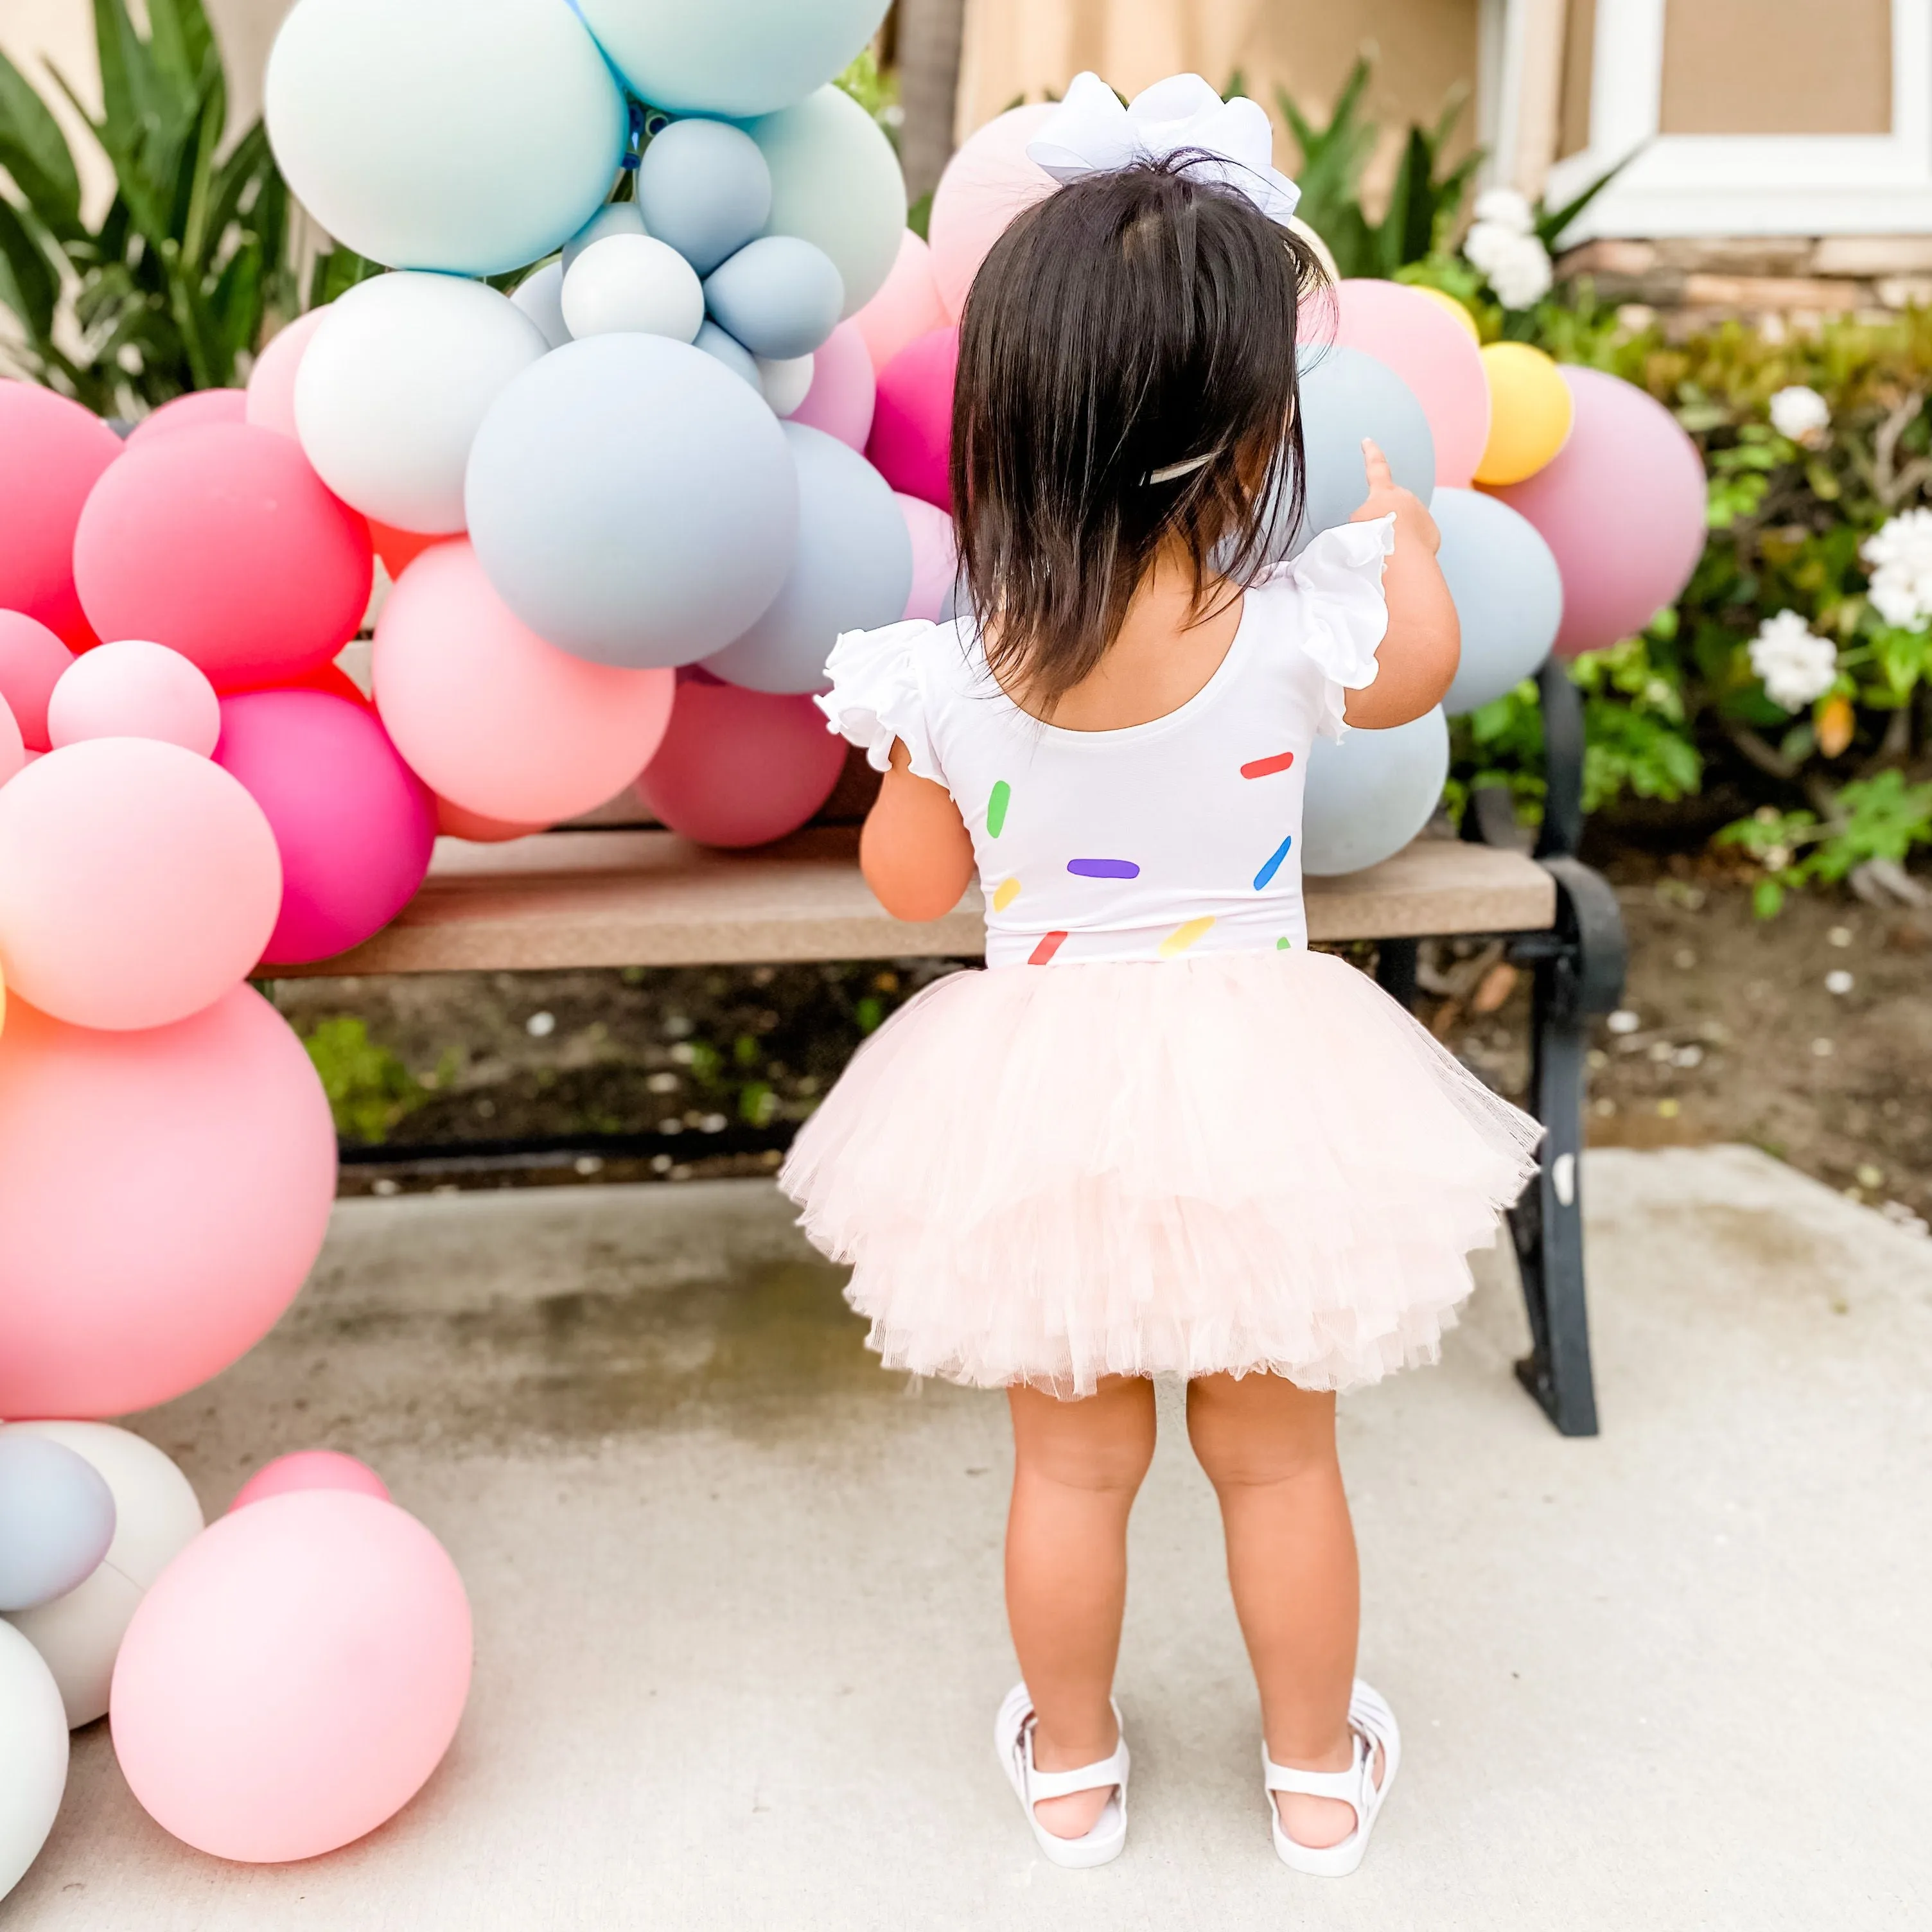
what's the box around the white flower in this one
[1464,222,1552,310]
[1862,508,1932,631]
[1748,609,1838,710]
[1768,384,1830,445]
[1472,187,1536,234]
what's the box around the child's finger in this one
[1360,437,1394,493]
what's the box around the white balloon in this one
[0,1622,66,1904]
[295,272,549,535]
[511,259,572,351]
[561,235,707,342]
[0,1422,203,1728]
[1299,708,1451,877]
[563,200,647,276]
[757,353,816,417]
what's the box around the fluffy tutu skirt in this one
[780,950,1541,1396]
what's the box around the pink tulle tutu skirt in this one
[780,950,1541,1396]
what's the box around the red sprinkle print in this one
[1240,751,1297,779]
[1028,931,1069,966]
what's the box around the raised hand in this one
[1351,438,1440,555]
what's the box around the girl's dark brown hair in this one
[951,153,1326,708]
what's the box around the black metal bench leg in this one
[1374,936,1419,1008]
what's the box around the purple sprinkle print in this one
[1066,858,1141,881]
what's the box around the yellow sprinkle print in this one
[1158,917,1216,958]
[992,877,1022,912]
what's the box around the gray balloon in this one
[693,319,761,391]
[0,1434,116,1613]
[704,235,844,360]
[637,118,772,276]
[509,258,571,349]
[1300,707,1450,877]
[466,333,797,668]
[703,423,912,694]
[1434,486,1564,714]
[1283,344,1435,558]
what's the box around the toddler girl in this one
[780,107,1538,1875]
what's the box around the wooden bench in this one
[287,662,1623,1436]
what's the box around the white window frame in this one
[1543,0,1932,237]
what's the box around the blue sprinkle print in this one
[1252,834,1294,891]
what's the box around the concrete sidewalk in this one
[7,1146,1929,1930]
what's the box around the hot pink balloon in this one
[215,689,436,965]
[73,422,374,689]
[125,389,248,447]
[47,638,221,755]
[927,104,1059,319]
[0,380,123,649]
[0,985,336,1418]
[223,656,374,711]
[0,612,75,751]
[867,326,958,512]
[853,229,947,372]
[1490,367,1708,659]
[791,319,877,452]
[0,693,22,786]
[0,737,281,1030]
[897,491,958,620]
[637,672,847,848]
[245,308,329,440]
[110,1491,471,1863]
[230,1452,390,1513]
[373,540,674,824]
[1331,279,1491,489]
[435,794,546,842]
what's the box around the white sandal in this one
[1263,1680,1401,1877]
[994,1682,1130,1868]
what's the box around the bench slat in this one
[272,826,1556,978]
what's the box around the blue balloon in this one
[576,0,890,118]
[466,335,798,669]
[704,424,912,693]
[1301,708,1450,877]
[1434,487,1564,714]
[637,119,773,276]
[1285,345,1436,557]
[0,1434,116,1614]
[704,236,845,360]
[694,320,762,391]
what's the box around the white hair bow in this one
[1025,71,1301,226]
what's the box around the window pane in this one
[1660,0,1892,136]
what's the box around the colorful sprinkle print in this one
[1277,936,1294,950]
[1252,834,1294,891]
[1240,751,1297,780]
[1067,857,1141,880]
[986,780,1011,837]
[1028,931,1069,965]
[992,877,1021,911]
[1158,917,1216,957]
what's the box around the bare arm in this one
[859,737,977,920]
[1342,438,1461,728]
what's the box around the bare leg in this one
[1186,1373,1381,1849]
[1005,1375,1156,1839]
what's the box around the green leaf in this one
[0,48,84,238]
[1536,145,1642,252]
[0,191,62,343]
[1752,877,1786,919]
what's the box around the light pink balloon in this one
[0,737,282,1030]
[0,692,22,785]
[47,638,221,755]
[866,327,958,511]
[230,1452,391,1513]
[0,380,123,650]
[928,105,1059,319]
[0,985,337,1418]
[791,319,877,452]
[853,230,947,371]
[1490,367,1708,659]
[245,308,329,440]
[1331,279,1491,490]
[434,794,547,842]
[125,389,248,447]
[897,491,958,620]
[373,540,674,824]
[0,611,76,751]
[637,672,847,848]
[111,1491,471,1863]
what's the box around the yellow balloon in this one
[1475,342,1574,487]
[1412,284,1480,344]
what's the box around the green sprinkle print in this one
[987,780,1011,838]
[1277,936,1294,950]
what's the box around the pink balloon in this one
[223,656,375,711]
[897,491,958,620]
[214,690,435,965]
[435,794,546,842]
[73,422,374,689]
[0,612,76,751]
[0,738,281,1028]
[373,540,674,824]
[0,692,21,786]
[370,522,446,581]
[853,230,947,372]
[231,1452,391,1513]
[0,985,337,1418]
[927,105,1059,319]
[111,1491,471,1863]
[791,319,877,452]
[637,673,847,848]
[867,327,958,512]
[1491,367,1708,659]
[125,389,248,447]
[0,380,123,650]
[1331,280,1491,490]
[245,308,329,440]
[47,638,221,755]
